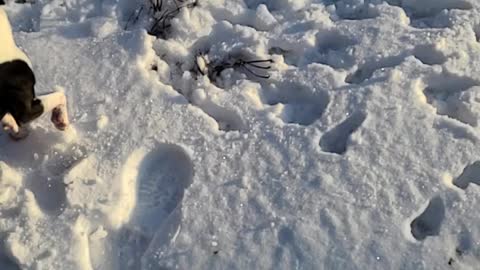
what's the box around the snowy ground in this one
[1,0,480,269]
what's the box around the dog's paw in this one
[51,107,69,131]
[9,127,30,141]
[2,113,19,133]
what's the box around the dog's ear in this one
[0,0,5,6]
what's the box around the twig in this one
[124,5,145,30]
[204,57,274,81]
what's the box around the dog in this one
[0,2,69,140]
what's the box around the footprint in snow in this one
[410,196,445,241]
[262,83,330,126]
[320,112,366,155]
[421,74,478,127]
[131,143,194,233]
[452,161,480,190]
[113,143,194,270]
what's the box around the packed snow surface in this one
[1,0,480,269]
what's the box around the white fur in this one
[37,92,66,112]
[0,8,31,66]
[1,113,19,133]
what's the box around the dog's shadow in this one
[0,125,86,216]
[0,126,61,167]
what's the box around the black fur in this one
[0,0,4,6]
[0,60,43,125]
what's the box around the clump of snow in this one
[0,162,22,210]
[255,4,277,31]
[2,0,480,269]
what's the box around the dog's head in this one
[0,60,43,124]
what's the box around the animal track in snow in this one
[268,47,297,67]
[316,30,355,53]
[422,75,478,126]
[244,0,274,10]
[26,144,88,216]
[406,1,472,19]
[413,45,448,66]
[447,227,472,266]
[172,86,246,132]
[262,83,330,126]
[473,24,480,43]
[273,227,305,269]
[345,55,405,84]
[314,30,356,69]
[112,143,194,269]
[386,0,472,29]
[268,47,288,56]
[333,3,380,21]
[320,112,366,154]
[410,15,453,29]
[346,45,446,84]
[196,102,246,132]
[410,196,445,241]
[456,227,472,255]
[452,161,480,189]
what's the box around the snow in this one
[1,0,480,269]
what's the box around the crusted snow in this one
[1,0,480,269]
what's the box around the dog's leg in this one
[1,113,19,133]
[37,92,69,130]
[1,113,29,140]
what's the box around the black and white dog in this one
[0,2,69,140]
